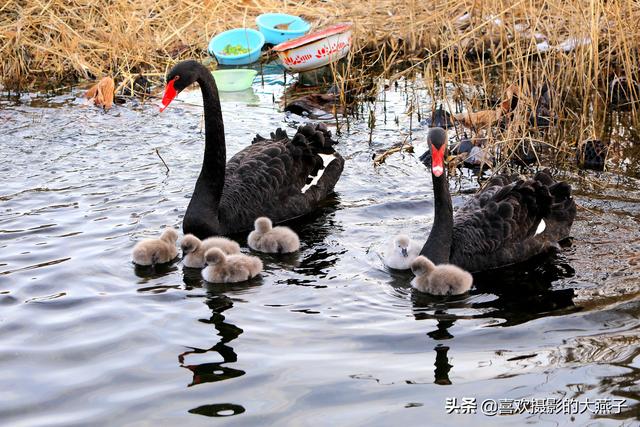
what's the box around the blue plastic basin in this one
[208,28,265,65]
[256,13,310,45]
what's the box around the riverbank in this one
[2,0,639,173]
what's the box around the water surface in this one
[1,73,639,426]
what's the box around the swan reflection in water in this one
[282,203,346,281]
[406,252,578,385]
[179,282,260,417]
[434,345,454,386]
[177,204,342,417]
[177,292,245,387]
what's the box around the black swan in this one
[160,60,344,238]
[421,104,455,128]
[420,127,576,272]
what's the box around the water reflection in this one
[434,345,453,385]
[180,266,205,290]
[407,252,578,327]
[188,403,246,417]
[410,291,472,315]
[472,254,579,326]
[597,366,640,421]
[290,204,347,280]
[219,88,260,105]
[427,315,456,385]
[3,73,640,426]
[133,261,179,280]
[179,293,244,387]
[549,300,640,420]
[403,254,579,388]
[427,314,456,341]
[181,291,248,417]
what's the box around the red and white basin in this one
[273,23,353,72]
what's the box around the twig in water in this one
[155,148,170,173]
[373,142,414,167]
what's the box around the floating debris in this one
[577,139,608,171]
[84,76,115,111]
[451,136,492,168]
[274,21,295,30]
[452,84,519,133]
[453,108,503,132]
[373,143,414,167]
[284,93,342,120]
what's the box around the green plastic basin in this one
[212,69,258,92]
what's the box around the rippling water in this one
[1,72,640,426]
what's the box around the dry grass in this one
[0,0,342,89]
[1,0,639,171]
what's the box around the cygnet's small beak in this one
[401,248,408,257]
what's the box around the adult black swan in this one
[420,127,576,272]
[160,60,344,238]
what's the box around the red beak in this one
[431,143,446,177]
[160,78,178,112]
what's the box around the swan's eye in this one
[173,75,180,81]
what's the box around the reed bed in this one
[1,0,639,171]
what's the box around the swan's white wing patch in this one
[534,219,546,236]
[301,153,335,193]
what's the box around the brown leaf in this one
[504,83,520,100]
[85,77,115,110]
[499,98,511,114]
[274,21,295,30]
[453,109,501,130]
[500,83,520,113]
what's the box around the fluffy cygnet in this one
[384,234,422,270]
[131,227,179,266]
[410,255,473,295]
[201,248,263,283]
[248,217,300,254]
[181,234,241,268]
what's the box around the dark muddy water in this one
[1,71,639,426]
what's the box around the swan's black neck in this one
[185,64,225,236]
[420,170,453,264]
